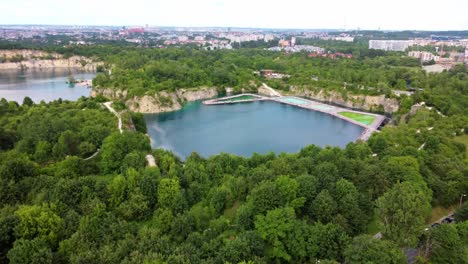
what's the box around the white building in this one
[369,40,410,51]
[334,36,354,42]
[264,34,275,42]
[408,51,438,62]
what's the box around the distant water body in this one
[145,100,364,159]
[0,69,95,103]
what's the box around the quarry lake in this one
[0,69,95,103]
[145,100,364,159]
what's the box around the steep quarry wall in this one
[0,50,100,71]
[289,86,399,114]
[91,87,219,113]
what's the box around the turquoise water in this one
[0,69,95,103]
[309,104,334,111]
[145,100,364,159]
[281,97,334,111]
[281,97,309,105]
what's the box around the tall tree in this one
[7,238,52,264]
[255,207,296,262]
[14,204,64,245]
[344,235,406,264]
[429,224,466,264]
[376,182,431,247]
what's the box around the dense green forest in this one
[0,40,467,263]
[0,97,467,263]
[1,39,467,116]
[35,44,465,116]
[100,48,466,116]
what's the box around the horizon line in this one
[0,24,467,32]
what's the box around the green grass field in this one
[454,134,468,149]
[453,134,468,162]
[429,205,457,223]
[219,95,257,102]
[338,111,376,125]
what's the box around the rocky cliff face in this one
[0,50,99,71]
[91,87,219,113]
[0,49,59,59]
[290,86,399,113]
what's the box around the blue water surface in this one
[145,100,364,159]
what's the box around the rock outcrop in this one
[290,86,399,113]
[91,87,219,113]
[0,50,100,71]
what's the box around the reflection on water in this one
[0,68,95,103]
[145,100,364,159]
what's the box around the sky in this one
[1,0,467,31]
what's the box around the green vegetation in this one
[0,40,467,263]
[338,111,376,125]
[430,205,457,223]
[453,134,468,153]
[0,96,465,263]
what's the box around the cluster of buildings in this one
[217,32,275,43]
[369,37,468,70]
[268,45,324,53]
[162,37,233,50]
[369,36,468,52]
[408,51,438,62]
[268,37,325,53]
[301,32,355,42]
[308,52,353,59]
[408,50,466,64]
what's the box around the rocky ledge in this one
[91,87,219,113]
[289,86,399,114]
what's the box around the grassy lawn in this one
[223,200,241,219]
[366,211,381,235]
[429,205,457,223]
[219,95,257,102]
[453,134,468,162]
[453,134,468,150]
[338,111,376,125]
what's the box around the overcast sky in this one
[1,0,467,30]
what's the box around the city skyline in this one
[1,0,467,31]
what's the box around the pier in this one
[203,93,266,105]
[204,94,386,141]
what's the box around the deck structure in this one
[203,93,266,105]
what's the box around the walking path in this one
[103,102,123,134]
[203,93,266,105]
[103,102,156,167]
[261,83,282,97]
[204,93,386,141]
[83,148,100,161]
